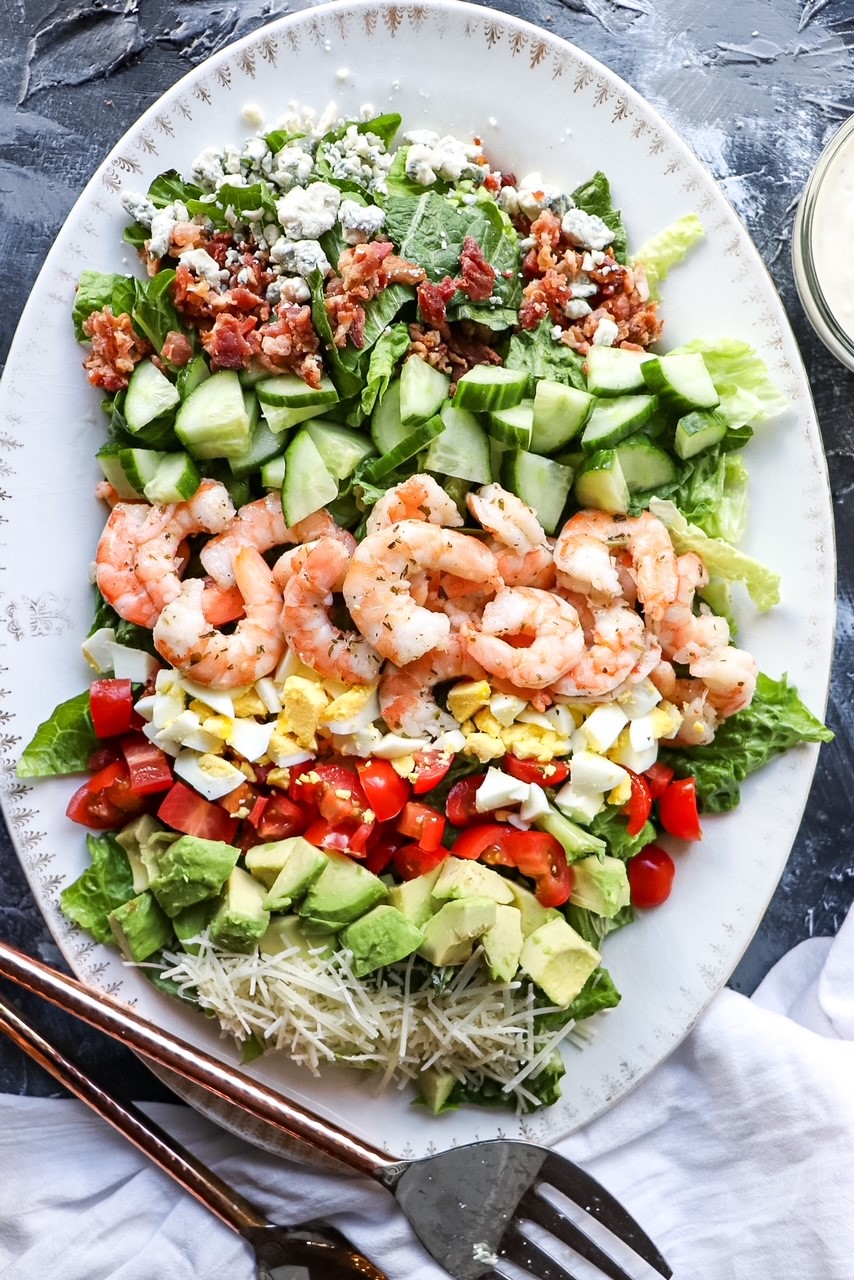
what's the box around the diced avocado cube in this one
[298,850,387,933]
[508,882,561,938]
[262,838,328,911]
[571,855,631,919]
[481,904,524,983]
[387,861,446,928]
[172,898,216,955]
[432,857,515,905]
[259,914,334,960]
[416,1067,457,1115]
[520,917,600,1008]
[341,905,425,977]
[149,835,240,918]
[244,841,295,888]
[116,814,167,894]
[418,897,497,967]
[108,892,174,962]
[209,867,270,952]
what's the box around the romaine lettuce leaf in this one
[571,171,627,262]
[660,673,833,812]
[667,452,750,545]
[650,497,780,611]
[588,808,656,862]
[359,322,411,415]
[147,169,204,209]
[72,271,134,340]
[630,213,705,296]
[131,269,187,357]
[17,691,97,778]
[505,320,587,392]
[60,833,136,944]
[672,338,789,427]
[565,903,634,948]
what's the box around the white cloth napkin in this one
[3,907,854,1280]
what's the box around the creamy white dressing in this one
[811,135,854,335]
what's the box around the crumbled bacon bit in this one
[529,208,563,250]
[519,268,573,329]
[201,313,257,369]
[483,173,501,194]
[458,236,496,302]
[161,330,194,367]
[323,240,425,350]
[169,222,207,254]
[417,276,458,328]
[255,303,322,383]
[174,264,214,318]
[408,321,502,388]
[82,307,151,392]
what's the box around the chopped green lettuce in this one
[264,128,305,153]
[60,834,136,944]
[147,169,204,209]
[91,590,159,657]
[650,497,780,611]
[359,323,411,415]
[566,903,634,948]
[630,213,705,296]
[571,171,627,262]
[672,338,789,428]
[17,691,97,778]
[588,808,656,862]
[315,114,402,196]
[188,180,278,229]
[505,320,587,392]
[130,269,188,357]
[661,673,833,812]
[668,452,750,545]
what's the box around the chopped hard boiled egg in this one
[570,750,629,795]
[321,684,379,734]
[179,678,235,717]
[227,717,276,762]
[499,723,568,762]
[448,680,492,723]
[489,692,527,726]
[373,732,429,759]
[616,678,662,720]
[173,750,246,800]
[575,704,628,754]
[462,731,506,762]
[282,675,329,748]
[108,643,159,684]
[81,627,117,674]
[475,767,530,813]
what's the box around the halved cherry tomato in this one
[658,777,702,841]
[303,816,374,858]
[290,762,369,825]
[643,761,674,801]
[364,831,404,876]
[628,844,675,907]
[357,759,410,822]
[247,795,269,828]
[445,775,486,828]
[624,771,652,837]
[397,802,446,851]
[120,736,173,796]
[509,830,573,908]
[157,781,238,843]
[66,760,147,829]
[255,793,310,841]
[88,744,120,774]
[452,823,517,862]
[393,843,447,880]
[504,755,570,788]
[411,750,451,795]
[217,780,258,818]
[89,679,135,739]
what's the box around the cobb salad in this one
[18,103,832,1114]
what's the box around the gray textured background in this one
[0,0,851,1101]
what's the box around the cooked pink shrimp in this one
[343,522,502,665]
[553,510,678,621]
[651,553,730,664]
[134,480,235,614]
[691,646,758,718]
[152,546,284,689]
[380,634,487,738]
[651,660,719,746]
[200,496,348,590]
[467,483,555,588]
[366,473,463,535]
[461,586,585,689]
[280,537,382,685]
[550,601,651,698]
[95,502,160,627]
[272,530,357,593]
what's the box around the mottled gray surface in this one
[0,0,851,1101]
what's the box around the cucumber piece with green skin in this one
[176,355,210,401]
[367,417,444,481]
[255,373,339,409]
[281,430,339,525]
[238,362,271,388]
[530,381,594,453]
[175,370,251,459]
[124,360,181,433]
[260,455,287,489]
[424,401,492,485]
[585,347,652,397]
[259,399,329,434]
[580,394,657,451]
[501,450,574,535]
[574,449,630,514]
[306,419,376,479]
[227,415,284,478]
[144,452,202,503]
[452,365,529,412]
[614,438,677,494]
[674,408,728,459]
[487,400,534,450]
[641,352,720,413]
[96,444,158,500]
[399,357,450,426]
[369,379,405,454]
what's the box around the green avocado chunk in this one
[520,917,600,1008]
[298,850,387,933]
[341,905,425,977]
[262,838,328,912]
[416,1066,457,1115]
[418,896,497,967]
[108,891,174,962]
[209,867,270,953]
[570,855,631,918]
[172,898,217,955]
[387,860,446,928]
[508,882,561,938]
[149,835,240,918]
[481,903,524,983]
[244,840,297,888]
[432,856,515,905]
[259,914,334,960]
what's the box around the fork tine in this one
[539,1151,672,1278]
[500,1221,581,1280]
[517,1188,635,1280]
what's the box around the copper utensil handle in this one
[0,988,269,1231]
[0,941,392,1179]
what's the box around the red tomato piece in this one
[452,823,517,863]
[364,830,404,876]
[411,750,451,795]
[255,793,310,841]
[393,843,447,880]
[66,760,147,830]
[89,679,135,739]
[302,817,373,858]
[643,761,675,800]
[217,780,258,817]
[120,736,173,796]
[157,781,238,843]
[510,830,573,908]
[624,771,652,837]
[357,759,410,822]
[88,744,120,774]
[397,802,446,851]
[445,775,486,828]
[628,844,675,908]
[247,796,268,828]
[658,777,702,842]
[504,755,570,788]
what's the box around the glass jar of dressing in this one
[793,115,854,370]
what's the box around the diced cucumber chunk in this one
[574,449,630,514]
[501,450,574,535]
[117,447,164,493]
[261,455,287,489]
[306,420,376,479]
[260,399,329,434]
[585,347,652,397]
[580,394,657,451]
[400,357,450,426]
[530,381,594,454]
[487,400,534,450]
[96,444,159,500]
[367,380,443,480]
[614,438,677,494]
[370,379,405,454]
[641,352,720,413]
[175,370,252,460]
[176,355,210,401]
[227,415,284,478]
[281,430,339,525]
[143,452,202,503]
[674,408,728,459]
[125,360,180,432]
[238,361,271,387]
[424,402,492,485]
[452,364,528,412]
[255,373,339,409]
